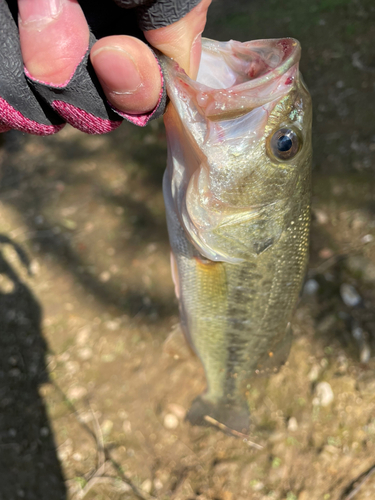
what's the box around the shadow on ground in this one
[0,235,66,500]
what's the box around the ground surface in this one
[0,1,375,499]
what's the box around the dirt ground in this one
[0,1,375,499]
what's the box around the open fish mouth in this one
[165,38,301,120]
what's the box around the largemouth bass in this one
[161,38,312,433]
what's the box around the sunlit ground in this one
[0,0,375,499]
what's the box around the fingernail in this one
[18,0,63,27]
[91,47,142,94]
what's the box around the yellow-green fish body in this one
[161,38,312,433]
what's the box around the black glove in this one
[0,0,201,135]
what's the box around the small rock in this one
[141,479,152,494]
[29,260,40,275]
[313,382,334,407]
[361,234,374,244]
[308,364,321,382]
[163,413,179,429]
[314,209,329,225]
[77,347,93,361]
[319,248,334,259]
[0,275,16,294]
[67,386,87,401]
[303,279,319,296]
[99,271,111,283]
[105,320,120,331]
[153,479,163,491]
[101,419,113,436]
[340,284,361,307]
[360,342,371,364]
[288,417,298,432]
[77,326,91,345]
[65,361,79,374]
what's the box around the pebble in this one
[141,479,152,494]
[77,347,93,361]
[77,326,91,345]
[0,275,15,294]
[105,320,120,331]
[163,413,179,429]
[361,234,374,243]
[153,479,163,490]
[359,342,371,364]
[288,417,298,432]
[72,452,82,462]
[340,284,361,307]
[308,364,321,382]
[99,271,111,283]
[101,419,113,436]
[319,248,334,259]
[65,361,80,375]
[313,382,334,407]
[303,279,319,295]
[29,260,40,275]
[314,209,329,225]
[67,386,87,401]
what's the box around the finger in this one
[90,36,162,115]
[144,0,211,79]
[18,0,89,86]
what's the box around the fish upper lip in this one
[161,37,301,119]
[164,37,301,92]
[197,37,301,91]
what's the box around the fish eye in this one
[269,127,301,161]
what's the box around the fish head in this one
[162,38,312,263]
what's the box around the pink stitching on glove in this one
[52,100,122,134]
[0,97,64,135]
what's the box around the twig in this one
[74,461,110,500]
[342,465,375,500]
[203,415,263,449]
[88,401,105,471]
[53,382,156,500]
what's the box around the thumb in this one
[144,0,211,79]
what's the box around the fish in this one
[160,38,312,433]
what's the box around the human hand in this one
[0,0,211,135]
